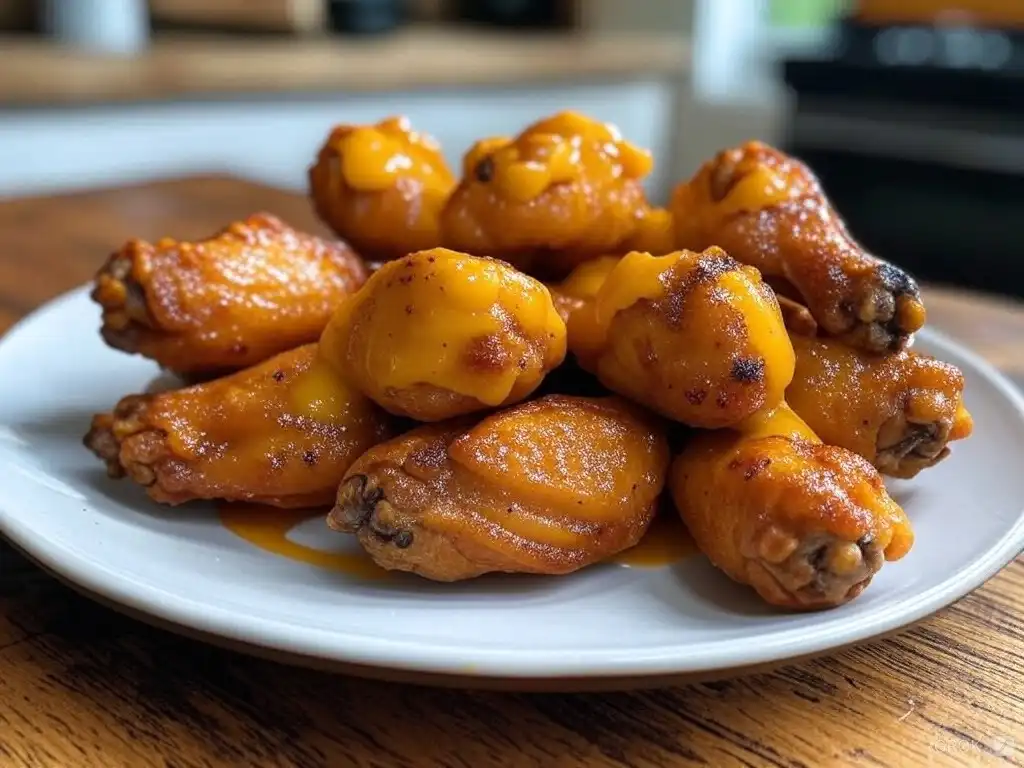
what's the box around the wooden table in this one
[1,177,1022,768]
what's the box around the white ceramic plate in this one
[2,286,1024,686]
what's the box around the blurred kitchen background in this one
[0,0,1021,297]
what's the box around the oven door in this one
[785,111,1024,299]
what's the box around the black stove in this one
[782,19,1024,299]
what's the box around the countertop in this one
[0,28,690,106]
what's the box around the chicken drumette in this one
[441,111,655,279]
[318,248,567,422]
[671,402,914,609]
[671,141,926,353]
[309,116,456,262]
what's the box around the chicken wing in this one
[566,248,795,428]
[440,111,654,279]
[621,207,675,255]
[318,248,567,422]
[83,344,395,508]
[92,212,367,378]
[670,141,926,353]
[670,403,914,609]
[328,394,669,581]
[546,254,621,326]
[788,332,973,479]
[309,116,456,262]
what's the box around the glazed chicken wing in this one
[621,207,675,256]
[788,332,973,479]
[566,248,795,428]
[441,111,655,279]
[84,344,394,508]
[92,212,367,378]
[670,403,914,609]
[547,254,621,327]
[670,141,926,353]
[319,248,567,422]
[309,116,456,262]
[329,395,669,580]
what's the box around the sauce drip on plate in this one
[218,503,696,576]
[217,503,388,580]
[613,512,698,567]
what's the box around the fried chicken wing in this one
[566,248,795,428]
[318,248,567,422]
[621,207,675,255]
[91,213,367,377]
[787,332,973,479]
[440,111,654,279]
[547,254,621,327]
[83,344,394,508]
[670,403,914,609]
[309,116,456,262]
[670,141,926,352]
[329,395,669,580]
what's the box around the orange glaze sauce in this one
[218,503,695,578]
[612,511,698,567]
[217,503,389,580]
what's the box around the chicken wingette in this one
[329,395,669,580]
[91,213,367,377]
[84,344,394,508]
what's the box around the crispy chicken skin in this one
[309,116,456,262]
[788,332,973,479]
[566,248,795,429]
[91,212,367,377]
[671,141,926,353]
[318,248,567,422]
[83,344,394,508]
[329,395,669,581]
[670,403,914,609]
[440,111,655,279]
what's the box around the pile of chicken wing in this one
[83,111,973,611]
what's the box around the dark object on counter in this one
[781,18,1024,299]
[149,0,327,34]
[449,0,576,30]
[328,0,408,34]
[785,20,1024,116]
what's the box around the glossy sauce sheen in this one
[440,111,656,274]
[460,112,652,205]
[309,116,455,260]
[319,249,567,408]
[218,502,694,575]
[787,333,973,460]
[613,512,697,566]
[119,344,392,508]
[91,212,366,375]
[332,118,453,195]
[218,503,390,580]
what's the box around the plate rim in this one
[1,284,1023,680]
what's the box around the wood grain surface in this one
[1,176,1022,768]
[0,29,688,106]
